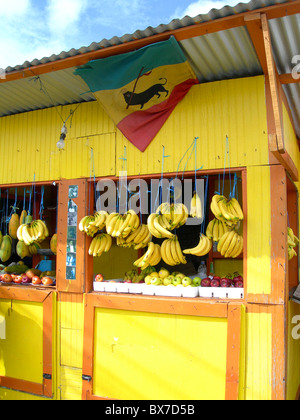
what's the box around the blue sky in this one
[0,0,239,69]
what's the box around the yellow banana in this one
[231,235,243,258]
[160,239,172,266]
[174,236,187,264]
[106,214,119,235]
[229,197,244,221]
[183,234,212,256]
[79,216,91,232]
[206,219,215,239]
[153,215,174,239]
[190,192,202,219]
[212,219,219,242]
[150,244,162,266]
[147,214,163,238]
[217,231,231,253]
[224,232,238,258]
[165,238,176,265]
[210,195,223,219]
[133,224,148,244]
[22,224,34,245]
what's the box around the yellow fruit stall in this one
[0,0,300,401]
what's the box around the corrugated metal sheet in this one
[0,0,299,136]
[0,102,116,183]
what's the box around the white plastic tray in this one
[199,287,244,299]
[142,285,199,298]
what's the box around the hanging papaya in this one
[8,213,20,239]
[20,210,27,225]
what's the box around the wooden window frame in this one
[0,286,54,398]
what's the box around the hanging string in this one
[90,147,97,211]
[23,187,26,211]
[175,139,195,180]
[39,186,45,219]
[154,146,170,212]
[28,173,36,216]
[9,188,18,217]
[222,135,232,197]
[119,146,128,214]
[200,176,209,234]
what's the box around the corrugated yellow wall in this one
[243,310,272,400]
[287,300,300,400]
[58,297,84,400]
[115,76,269,176]
[0,76,269,184]
[246,165,272,295]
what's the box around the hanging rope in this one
[39,186,45,219]
[200,176,209,234]
[154,146,170,212]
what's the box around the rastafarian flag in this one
[75,37,199,152]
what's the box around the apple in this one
[201,278,211,287]
[171,271,180,277]
[211,278,220,287]
[150,272,159,278]
[144,275,152,285]
[95,274,104,282]
[234,279,244,288]
[2,274,13,283]
[163,276,174,286]
[192,277,201,287]
[159,268,170,279]
[220,278,232,288]
[21,275,31,284]
[150,277,161,286]
[172,276,182,286]
[175,273,185,280]
[182,277,192,287]
[32,276,42,285]
[13,275,23,284]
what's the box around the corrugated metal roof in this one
[0,0,299,137]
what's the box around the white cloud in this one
[180,0,239,18]
[46,0,88,36]
[0,0,30,17]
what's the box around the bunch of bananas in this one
[17,219,49,245]
[206,218,231,242]
[79,211,108,237]
[210,195,244,227]
[88,233,112,257]
[133,242,162,270]
[106,210,140,238]
[0,235,12,262]
[117,224,152,250]
[183,233,212,257]
[161,236,187,266]
[217,230,243,258]
[147,213,174,239]
[50,233,57,255]
[155,202,189,231]
[190,192,202,219]
[287,227,299,261]
[16,240,41,259]
[123,269,145,283]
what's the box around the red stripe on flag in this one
[117,79,198,152]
